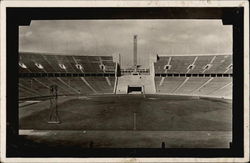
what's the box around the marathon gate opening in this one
[127,86,143,94]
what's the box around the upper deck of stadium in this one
[154,54,232,74]
[19,52,116,74]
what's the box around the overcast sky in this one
[19,20,232,68]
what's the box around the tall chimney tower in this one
[133,35,137,69]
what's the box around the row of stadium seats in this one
[19,52,116,74]
[19,77,115,99]
[154,55,232,74]
[84,77,115,93]
[19,76,231,99]
[155,77,232,98]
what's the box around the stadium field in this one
[19,94,232,148]
[20,94,232,131]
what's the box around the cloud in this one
[19,20,232,68]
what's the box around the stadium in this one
[18,32,233,149]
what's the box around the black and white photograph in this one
[18,19,233,148]
[0,0,249,162]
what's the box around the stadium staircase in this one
[115,75,156,94]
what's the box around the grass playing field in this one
[20,94,232,131]
[19,94,232,148]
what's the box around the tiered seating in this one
[154,55,232,98]
[155,77,186,93]
[205,55,232,74]
[188,56,214,73]
[18,52,117,99]
[209,82,232,97]
[155,76,232,98]
[19,78,74,98]
[47,55,78,73]
[154,55,232,74]
[18,76,116,99]
[154,57,170,73]
[19,78,50,97]
[167,56,195,73]
[19,53,46,73]
[19,52,116,73]
[59,77,94,94]
[37,77,74,95]
[85,77,114,93]
[175,78,211,94]
[19,87,38,98]
[195,78,232,96]
[109,77,116,87]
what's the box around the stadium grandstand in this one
[18,35,232,149]
[19,53,232,99]
[154,54,232,99]
[19,52,117,99]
